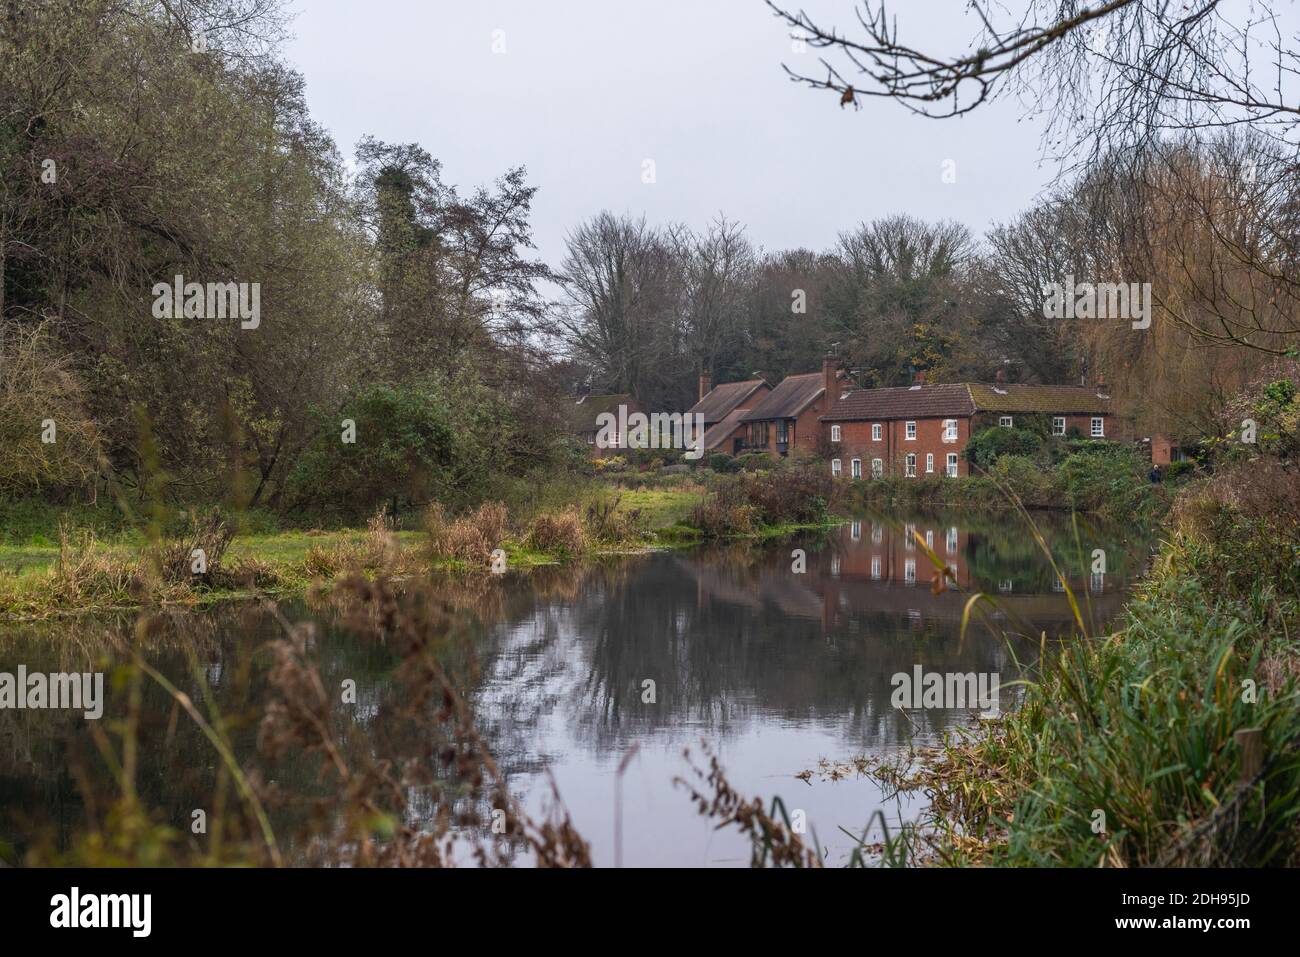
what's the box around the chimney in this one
[699,370,712,402]
[822,355,839,412]
[995,368,1006,385]
[911,370,926,389]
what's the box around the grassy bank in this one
[862,469,1300,867]
[0,469,837,619]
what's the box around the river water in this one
[0,509,1153,866]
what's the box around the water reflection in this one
[0,509,1152,867]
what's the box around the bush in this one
[285,381,456,517]
[525,509,588,557]
[1058,446,1158,516]
[965,427,1042,470]
[424,501,509,568]
[1162,460,1196,482]
[988,455,1055,506]
[687,465,830,537]
[707,452,739,473]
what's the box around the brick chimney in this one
[910,370,926,390]
[822,355,839,412]
[698,370,712,402]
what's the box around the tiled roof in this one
[967,383,1113,414]
[687,379,768,424]
[701,407,748,450]
[822,383,975,421]
[741,373,826,422]
[822,382,1116,421]
[567,393,638,432]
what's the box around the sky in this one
[282,0,1061,270]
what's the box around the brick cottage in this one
[821,371,1119,479]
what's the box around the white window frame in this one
[926,453,934,474]
[946,453,958,478]
[830,424,841,442]
[871,458,883,479]
[905,453,917,478]
[830,458,842,476]
[1091,416,1105,438]
[1052,416,1066,436]
[999,416,1013,428]
[904,559,916,584]
[943,419,958,442]
[870,556,881,580]
[850,520,862,540]
[872,423,882,441]
[946,527,958,554]
[905,421,917,440]
[851,458,862,478]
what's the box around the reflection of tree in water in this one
[0,509,1151,860]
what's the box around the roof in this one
[823,382,1116,422]
[701,407,749,450]
[687,379,768,424]
[567,393,638,432]
[822,383,975,422]
[741,373,827,422]
[967,383,1113,415]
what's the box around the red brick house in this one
[741,357,846,456]
[821,377,1119,479]
[567,393,643,455]
[687,372,770,455]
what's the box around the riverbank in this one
[861,470,1300,867]
[0,471,842,620]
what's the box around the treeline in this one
[0,0,568,516]
[3,1,1294,520]
[559,136,1299,442]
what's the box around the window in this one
[905,421,916,440]
[1053,416,1066,436]
[851,458,862,478]
[904,559,916,584]
[872,423,882,441]
[871,458,883,479]
[831,554,841,577]
[870,556,881,580]
[775,419,788,444]
[943,419,958,441]
[925,529,934,549]
[904,522,915,548]
[1091,416,1105,438]
[830,458,841,476]
[999,416,1013,428]
[946,527,958,554]
[946,453,958,477]
[850,520,861,540]
[905,453,917,477]
[926,453,934,473]
[830,424,841,442]
[871,524,883,544]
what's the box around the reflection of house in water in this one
[689,520,1128,637]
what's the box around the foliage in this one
[965,426,1042,470]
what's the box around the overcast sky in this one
[284,0,1059,269]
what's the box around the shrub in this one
[1058,446,1157,516]
[1162,460,1195,482]
[988,455,1055,506]
[525,509,588,557]
[424,501,510,568]
[965,427,1043,470]
[708,452,739,473]
[687,465,830,537]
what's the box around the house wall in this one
[828,416,971,478]
[971,411,1119,440]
